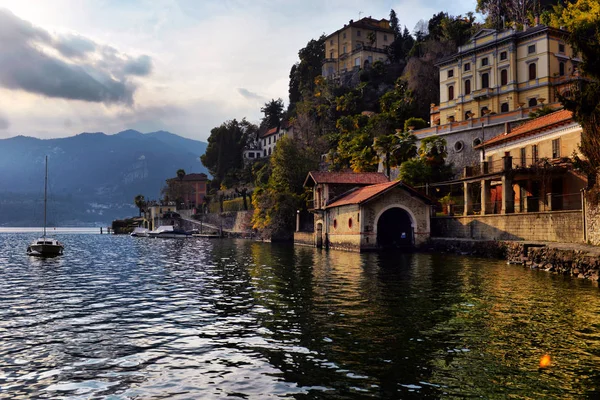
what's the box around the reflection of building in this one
[322,17,393,79]
[164,173,208,209]
[296,172,432,251]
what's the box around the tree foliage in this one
[288,35,326,113]
[200,119,258,189]
[261,98,285,130]
[134,194,145,217]
[550,0,600,184]
[399,135,453,186]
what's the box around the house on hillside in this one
[243,122,295,162]
[414,23,582,175]
[457,109,586,216]
[295,171,433,251]
[322,17,394,81]
[164,173,208,210]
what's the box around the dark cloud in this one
[124,55,153,76]
[0,115,9,130]
[55,33,97,58]
[237,88,264,101]
[0,8,153,105]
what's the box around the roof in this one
[260,127,278,138]
[304,171,389,187]
[326,180,433,208]
[324,17,393,40]
[167,173,208,182]
[479,109,576,148]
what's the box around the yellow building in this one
[322,17,394,78]
[435,25,580,125]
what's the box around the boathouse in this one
[296,172,433,251]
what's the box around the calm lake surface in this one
[1,233,600,399]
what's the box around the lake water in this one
[1,233,600,399]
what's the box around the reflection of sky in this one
[0,0,477,140]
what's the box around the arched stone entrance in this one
[376,207,414,249]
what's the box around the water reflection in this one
[0,234,599,398]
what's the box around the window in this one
[465,79,471,95]
[268,147,272,155]
[529,63,537,80]
[481,57,489,66]
[465,111,472,120]
[559,62,565,76]
[263,149,266,157]
[448,85,454,101]
[529,98,538,107]
[343,45,346,54]
[520,147,526,167]
[454,141,464,153]
[248,152,255,159]
[384,34,388,41]
[355,57,360,66]
[333,219,337,229]
[500,51,507,60]
[464,62,471,71]
[473,138,482,147]
[268,137,271,144]
[532,144,539,163]
[330,39,333,45]
[263,139,266,146]
[481,106,489,115]
[481,72,489,89]
[447,69,454,78]
[348,218,353,228]
[528,44,536,54]
[559,43,565,53]
[501,102,509,113]
[343,32,346,39]
[357,30,361,37]
[330,51,333,59]
[552,139,560,158]
[501,69,508,86]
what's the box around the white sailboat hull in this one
[28,239,64,256]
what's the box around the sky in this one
[0,0,477,142]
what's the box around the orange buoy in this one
[539,354,551,368]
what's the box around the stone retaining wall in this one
[432,211,584,243]
[294,231,315,247]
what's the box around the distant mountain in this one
[0,130,208,226]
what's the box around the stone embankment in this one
[430,238,600,282]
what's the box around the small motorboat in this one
[130,227,150,237]
[148,225,190,238]
[27,237,64,257]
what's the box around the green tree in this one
[393,131,418,165]
[133,194,145,217]
[176,169,186,181]
[288,35,326,113]
[389,9,401,38]
[200,118,258,188]
[374,134,396,178]
[551,0,600,184]
[261,98,285,130]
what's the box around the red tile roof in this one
[326,180,432,208]
[304,171,389,187]
[260,127,278,138]
[480,109,575,147]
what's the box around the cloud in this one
[124,55,153,76]
[0,114,9,130]
[237,88,265,101]
[0,8,152,105]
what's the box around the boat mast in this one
[43,155,47,239]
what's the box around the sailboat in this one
[27,156,64,257]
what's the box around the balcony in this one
[472,87,494,99]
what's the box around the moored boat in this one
[148,225,190,238]
[130,227,150,237]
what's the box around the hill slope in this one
[0,130,208,226]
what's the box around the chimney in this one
[505,122,511,134]
[523,21,528,31]
[535,15,540,26]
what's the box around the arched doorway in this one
[376,207,414,249]
[316,222,323,248]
